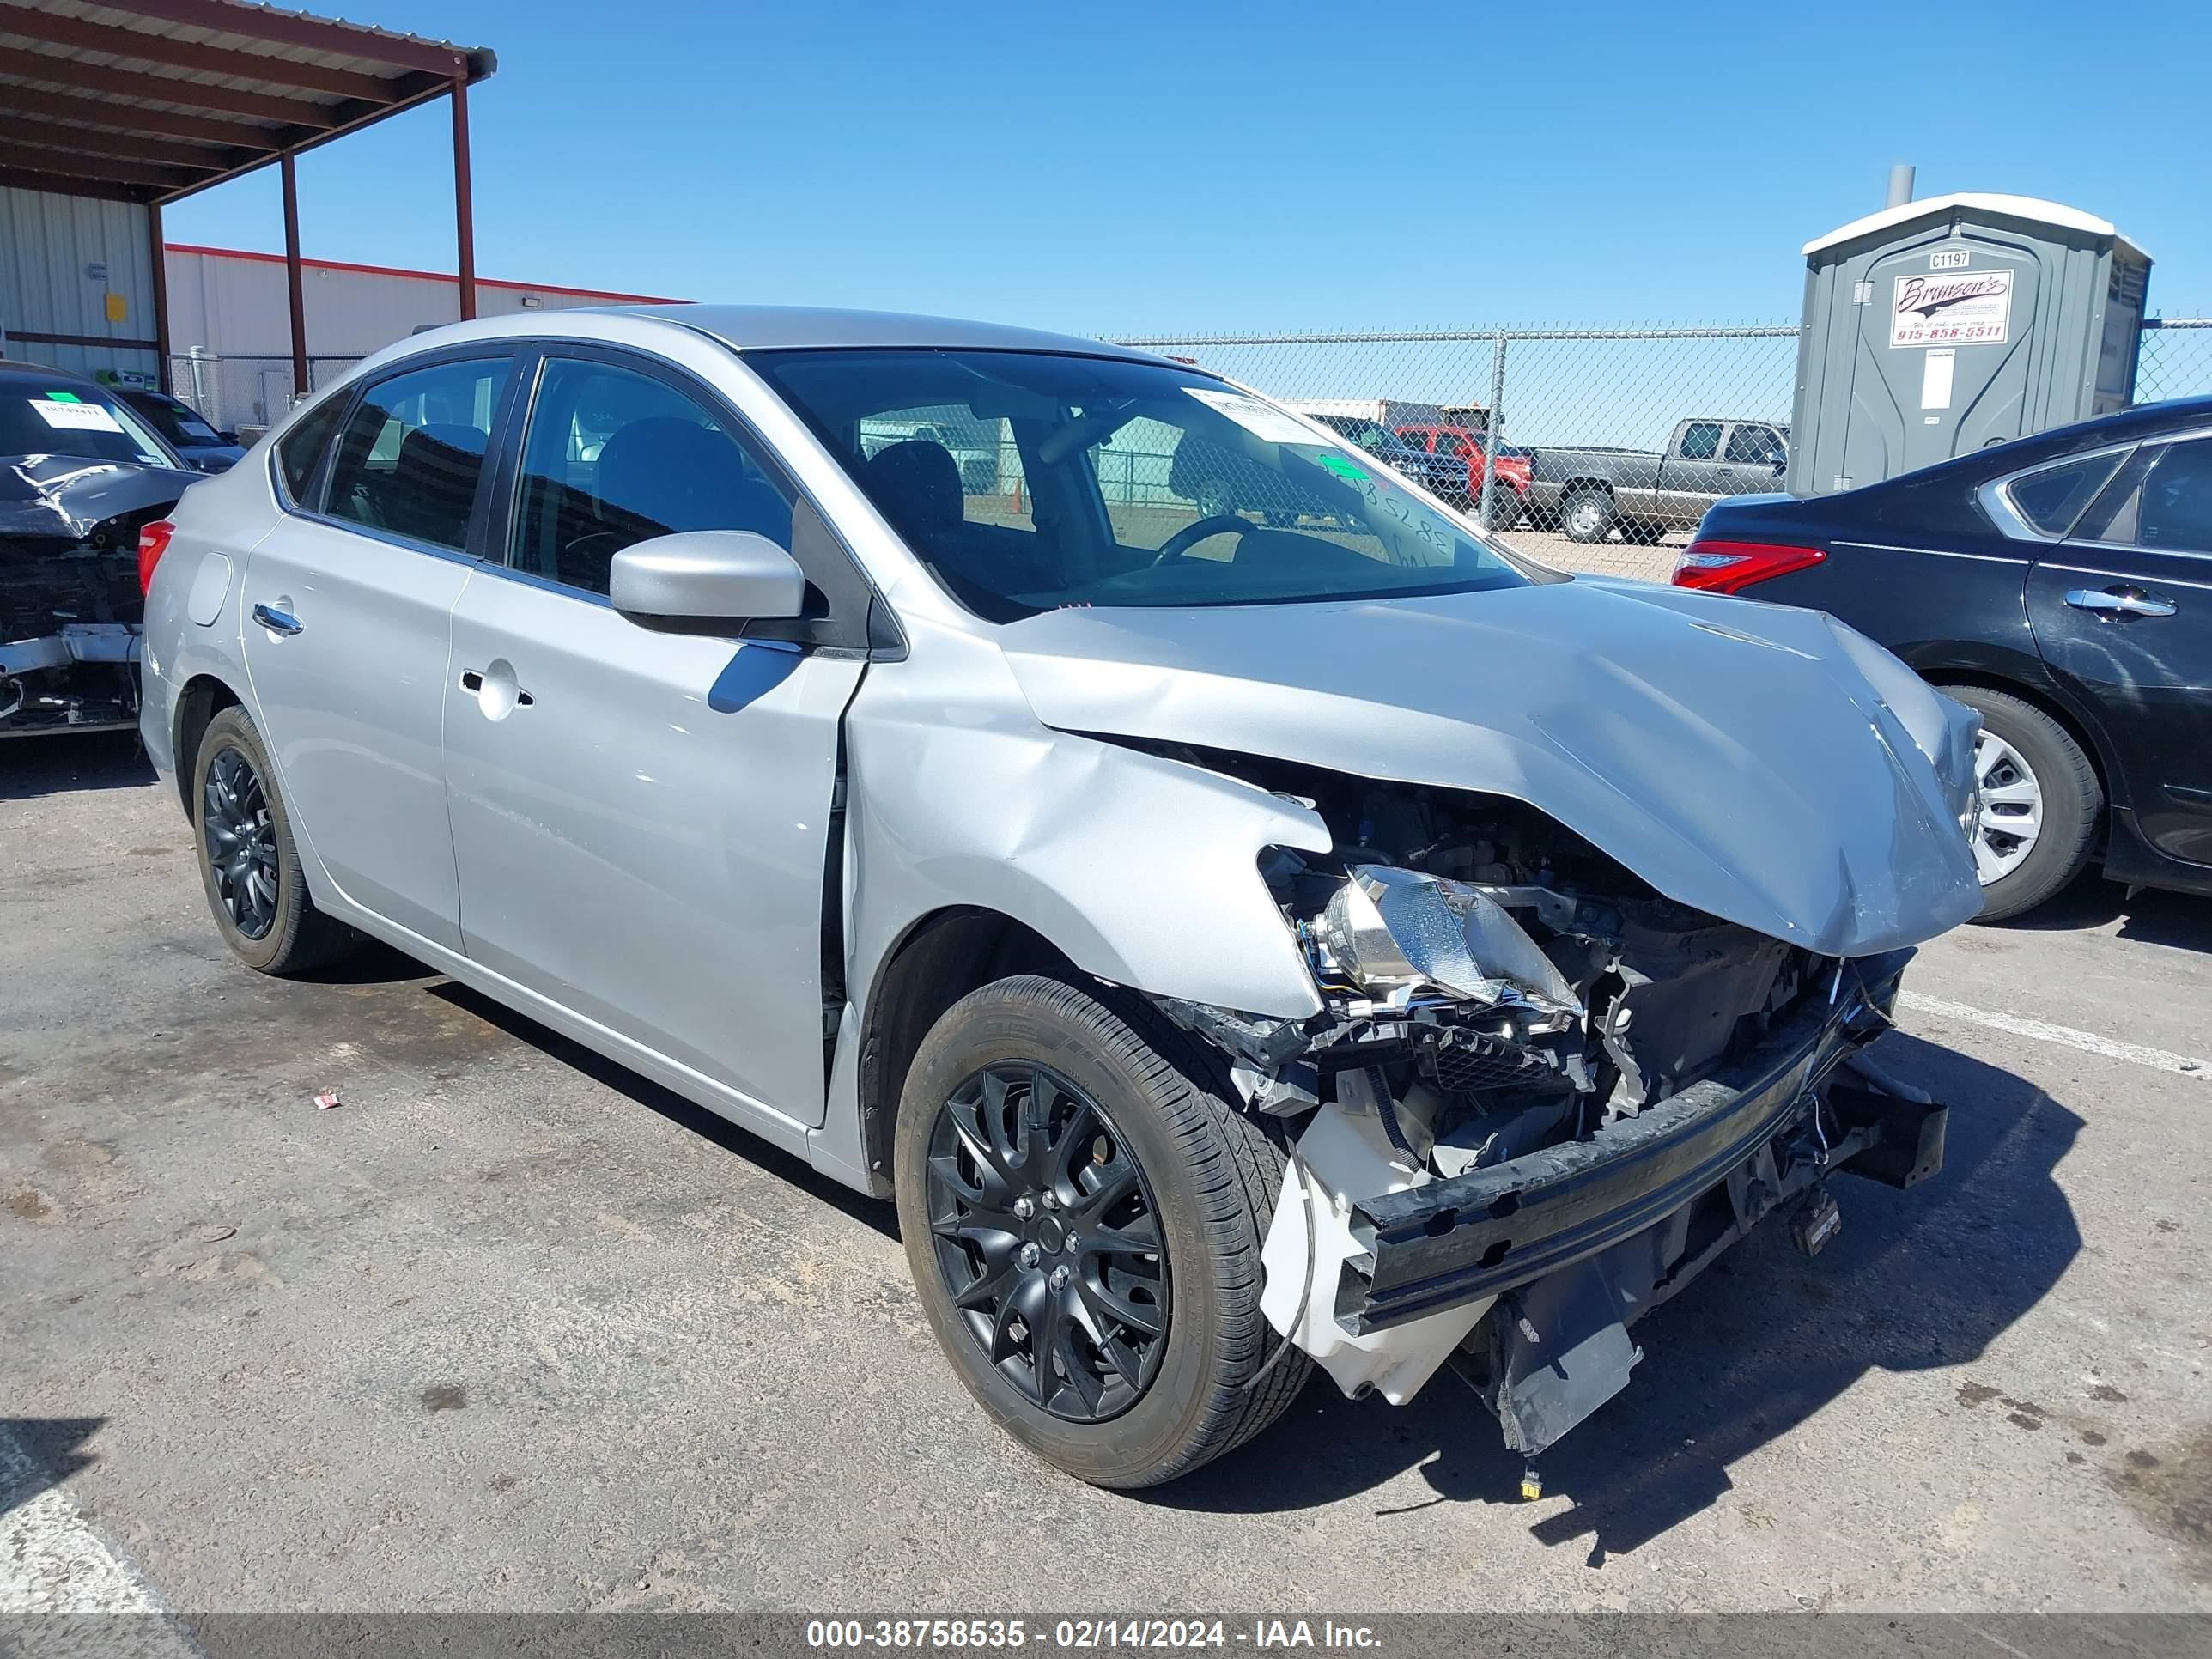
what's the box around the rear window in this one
[276,392,349,506]
[2005,451,2128,537]
[0,386,172,467]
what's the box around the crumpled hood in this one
[0,453,197,546]
[998,576,1984,957]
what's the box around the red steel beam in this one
[150,202,173,393]
[88,0,471,78]
[0,113,253,169]
[282,152,308,397]
[0,166,150,203]
[0,10,398,103]
[0,49,346,125]
[0,83,283,148]
[0,147,208,190]
[451,75,475,321]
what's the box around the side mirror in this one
[610,530,806,629]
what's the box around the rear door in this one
[441,346,871,1127]
[2027,433,2212,867]
[240,350,519,950]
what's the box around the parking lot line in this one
[1899,988,2210,1080]
[0,1426,164,1616]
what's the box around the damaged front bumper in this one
[1261,947,1945,1454]
[1342,949,1934,1334]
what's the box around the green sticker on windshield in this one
[1317,453,1368,483]
[44,391,82,402]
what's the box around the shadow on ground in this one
[1141,1031,2082,1559]
[0,1418,107,1519]
[0,732,153,802]
[426,979,899,1243]
[1995,872,2212,954]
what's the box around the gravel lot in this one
[4,732,2209,1615]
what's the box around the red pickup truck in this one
[1395,423,1534,526]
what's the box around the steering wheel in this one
[1152,514,1256,566]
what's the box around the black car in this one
[117,387,246,473]
[1,362,198,736]
[1679,396,2212,920]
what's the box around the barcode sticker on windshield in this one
[1182,386,1319,447]
[32,398,125,434]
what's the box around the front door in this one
[240,352,517,950]
[442,351,866,1126]
[2027,433,2212,867]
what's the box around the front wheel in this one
[894,975,1309,1488]
[1937,685,2102,921]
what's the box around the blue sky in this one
[167,0,2209,334]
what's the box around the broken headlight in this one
[1311,865,1581,1018]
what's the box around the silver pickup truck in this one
[1528,416,1790,544]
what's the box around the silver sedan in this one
[139,306,1981,1487]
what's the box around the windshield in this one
[0,385,175,468]
[750,349,1536,618]
[135,393,225,445]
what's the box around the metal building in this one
[161,242,684,428]
[0,0,494,393]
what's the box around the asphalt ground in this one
[4,732,2209,1615]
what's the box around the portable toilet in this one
[1787,193,2151,496]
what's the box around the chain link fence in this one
[1111,324,1801,581]
[2134,317,2212,404]
[1113,315,2212,581]
[162,314,2211,586]
[167,349,362,438]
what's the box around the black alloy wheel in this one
[924,1060,1171,1424]
[203,744,279,939]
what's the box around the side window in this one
[1396,428,1431,453]
[1724,424,1784,465]
[275,391,349,507]
[324,357,510,550]
[2005,450,2130,538]
[2132,439,2212,552]
[1678,422,1723,461]
[509,357,794,596]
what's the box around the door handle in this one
[2065,587,2177,619]
[251,603,302,635]
[459,668,533,708]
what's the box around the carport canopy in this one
[0,0,496,392]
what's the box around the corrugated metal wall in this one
[0,186,161,383]
[164,247,647,361]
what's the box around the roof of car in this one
[0,360,100,388]
[608,304,1170,364]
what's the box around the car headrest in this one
[391,422,489,544]
[594,416,792,544]
[865,440,963,538]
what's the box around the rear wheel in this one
[1560,487,1616,543]
[1937,685,2102,921]
[191,706,361,974]
[894,975,1309,1488]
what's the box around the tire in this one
[191,705,362,974]
[894,975,1310,1488]
[1560,487,1616,544]
[1936,684,2102,922]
